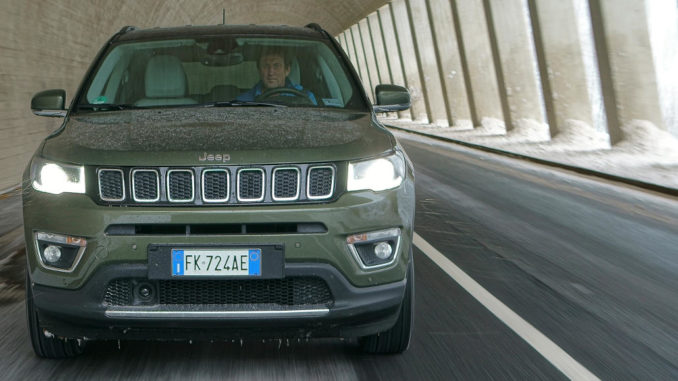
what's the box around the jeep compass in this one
[24,23,415,358]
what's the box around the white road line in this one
[413,232,600,381]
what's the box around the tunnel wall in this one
[0,1,203,191]
[338,0,678,144]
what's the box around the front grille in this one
[168,170,194,202]
[273,168,299,200]
[96,163,337,205]
[98,169,124,201]
[202,169,229,202]
[104,279,131,306]
[104,277,333,307]
[308,167,334,199]
[132,170,159,201]
[238,169,264,201]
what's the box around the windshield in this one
[78,36,367,111]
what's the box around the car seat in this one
[135,55,197,106]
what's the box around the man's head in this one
[257,47,291,89]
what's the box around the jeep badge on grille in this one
[199,152,230,162]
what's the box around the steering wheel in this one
[256,87,313,104]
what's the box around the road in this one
[1,130,677,380]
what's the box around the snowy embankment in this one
[381,117,678,189]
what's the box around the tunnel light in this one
[347,151,405,192]
[31,158,85,195]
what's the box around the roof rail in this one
[304,23,324,32]
[117,26,137,34]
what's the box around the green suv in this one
[24,23,414,358]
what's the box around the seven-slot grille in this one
[202,169,229,202]
[96,164,336,205]
[132,169,160,202]
[237,169,265,202]
[167,170,194,202]
[307,166,334,199]
[273,167,300,201]
[98,169,125,201]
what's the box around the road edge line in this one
[413,232,599,381]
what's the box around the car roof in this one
[115,24,326,42]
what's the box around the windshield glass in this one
[78,36,366,110]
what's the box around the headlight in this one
[347,151,405,192]
[31,158,85,194]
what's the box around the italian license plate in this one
[171,248,261,277]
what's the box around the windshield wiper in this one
[77,103,144,111]
[203,101,287,108]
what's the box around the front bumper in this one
[23,178,415,289]
[31,262,407,340]
[23,177,414,340]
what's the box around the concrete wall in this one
[341,0,676,144]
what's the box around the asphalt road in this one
[1,130,677,380]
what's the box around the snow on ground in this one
[382,116,678,190]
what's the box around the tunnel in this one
[0,0,677,379]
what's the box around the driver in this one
[237,46,317,104]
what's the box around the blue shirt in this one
[237,78,317,105]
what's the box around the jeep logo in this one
[198,152,231,163]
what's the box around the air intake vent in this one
[98,169,125,201]
[202,169,229,202]
[104,277,333,307]
[237,168,264,202]
[132,169,160,202]
[307,166,334,199]
[167,169,194,202]
[273,167,300,201]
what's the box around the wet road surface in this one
[1,130,677,380]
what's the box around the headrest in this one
[145,55,188,98]
[288,58,300,85]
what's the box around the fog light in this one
[35,231,87,272]
[374,242,392,259]
[346,228,401,269]
[43,245,62,263]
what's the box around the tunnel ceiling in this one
[157,0,389,36]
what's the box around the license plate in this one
[171,248,261,277]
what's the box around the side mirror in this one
[31,89,67,117]
[373,84,410,113]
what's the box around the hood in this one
[40,108,395,166]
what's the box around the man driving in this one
[237,46,317,104]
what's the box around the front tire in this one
[26,273,86,358]
[360,258,414,354]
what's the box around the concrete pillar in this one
[485,0,546,132]
[453,0,504,128]
[427,0,473,127]
[350,24,373,102]
[339,33,349,55]
[368,12,391,84]
[390,0,428,123]
[590,0,665,143]
[406,0,448,126]
[378,5,412,120]
[358,18,380,99]
[529,0,594,136]
[344,30,360,74]
[646,0,678,136]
